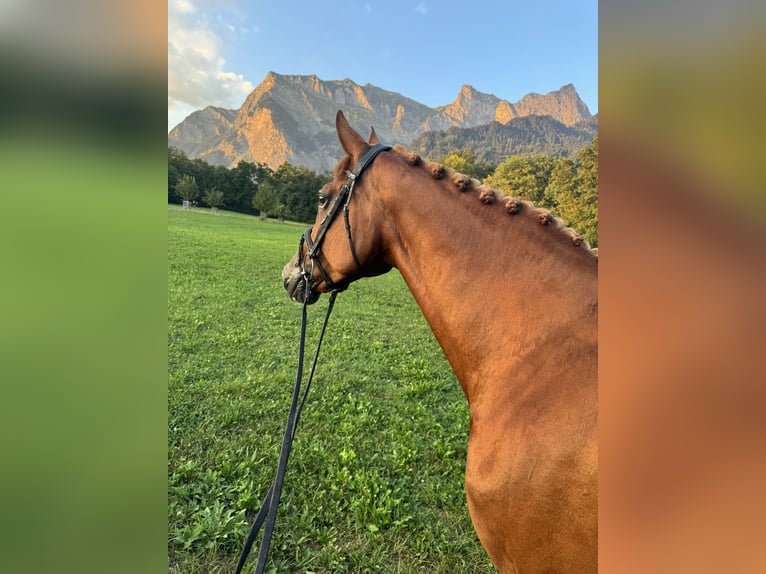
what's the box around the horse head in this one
[282,111,393,304]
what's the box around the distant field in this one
[168,206,495,573]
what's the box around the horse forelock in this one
[388,145,598,258]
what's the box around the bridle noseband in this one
[299,143,391,295]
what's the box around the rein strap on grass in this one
[234,286,338,574]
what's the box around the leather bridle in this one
[299,143,391,296]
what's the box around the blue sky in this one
[168,0,597,131]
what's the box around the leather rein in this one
[235,143,390,574]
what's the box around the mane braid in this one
[390,145,598,257]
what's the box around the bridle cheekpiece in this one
[299,143,391,297]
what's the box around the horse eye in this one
[318,193,329,208]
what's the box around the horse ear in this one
[368,126,381,145]
[336,110,368,159]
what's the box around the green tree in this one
[176,174,199,209]
[229,161,268,215]
[272,163,332,223]
[202,187,224,213]
[273,201,286,223]
[169,147,194,204]
[484,155,555,206]
[569,137,598,246]
[441,148,495,180]
[252,181,279,219]
[542,139,598,246]
[544,158,577,209]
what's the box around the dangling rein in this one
[236,143,390,572]
[234,274,337,574]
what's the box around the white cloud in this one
[168,0,253,130]
[416,2,428,15]
[174,0,197,15]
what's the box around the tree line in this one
[168,147,331,223]
[169,137,597,246]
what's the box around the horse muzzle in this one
[281,259,321,305]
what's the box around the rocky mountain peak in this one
[514,84,591,126]
[429,84,502,128]
[168,73,594,171]
[458,84,479,99]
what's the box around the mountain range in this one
[168,72,596,171]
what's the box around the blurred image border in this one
[1,0,764,572]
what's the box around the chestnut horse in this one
[282,111,597,573]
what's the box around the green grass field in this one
[168,205,496,573]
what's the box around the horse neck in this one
[373,166,598,405]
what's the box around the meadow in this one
[168,205,496,573]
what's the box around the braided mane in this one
[391,145,598,257]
